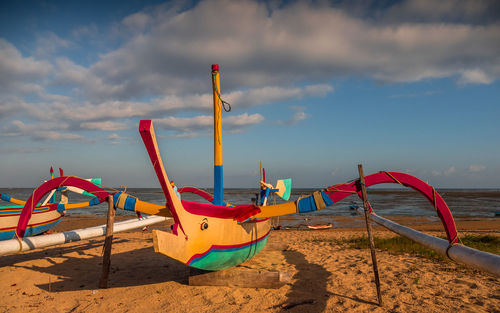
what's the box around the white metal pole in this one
[358,209,500,277]
[0,215,170,256]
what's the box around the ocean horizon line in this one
[2,187,500,191]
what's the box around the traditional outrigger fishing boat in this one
[307,223,333,230]
[0,168,104,241]
[3,65,499,278]
[0,200,63,241]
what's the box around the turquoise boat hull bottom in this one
[188,233,269,271]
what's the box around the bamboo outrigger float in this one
[0,215,169,256]
[357,209,500,277]
[2,65,499,279]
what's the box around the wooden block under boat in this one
[189,267,292,289]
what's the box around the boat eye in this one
[200,222,209,230]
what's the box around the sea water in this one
[1,187,499,217]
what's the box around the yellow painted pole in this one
[212,64,223,205]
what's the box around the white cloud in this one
[0,97,28,118]
[225,84,333,109]
[1,0,499,143]
[35,32,73,58]
[459,69,494,84]
[431,166,457,177]
[172,132,204,139]
[1,120,84,141]
[0,147,49,154]
[0,39,51,95]
[380,0,498,24]
[444,166,456,176]
[156,115,212,132]
[155,112,264,136]
[32,131,85,141]
[389,90,440,98]
[106,133,128,145]
[277,106,311,126]
[0,82,318,141]
[53,58,89,85]
[107,133,121,140]
[304,85,334,97]
[8,84,324,124]
[123,12,151,31]
[224,112,265,130]
[291,111,309,123]
[469,164,486,172]
[80,121,129,131]
[43,0,498,102]
[72,24,99,39]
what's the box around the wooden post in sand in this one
[99,195,115,288]
[358,164,383,306]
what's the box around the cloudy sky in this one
[1,0,499,188]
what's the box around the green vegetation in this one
[309,234,500,262]
[458,234,500,255]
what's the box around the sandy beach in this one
[1,215,498,313]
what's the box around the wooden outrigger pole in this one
[358,164,383,306]
[99,195,115,288]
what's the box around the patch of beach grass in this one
[308,234,500,262]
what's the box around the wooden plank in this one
[189,267,292,289]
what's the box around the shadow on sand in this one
[277,249,378,312]
[2,237,191,292]
[277,249,330,312]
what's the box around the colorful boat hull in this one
[188,230,269,270]
[153,218,270,271]
[0,208,62,241]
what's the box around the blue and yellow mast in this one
[211,64,224,205]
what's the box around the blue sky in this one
[0,0,499,188]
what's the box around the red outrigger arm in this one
[16,176,111,238]
[324,171,459,244]
[178,186,214,203]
